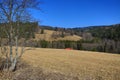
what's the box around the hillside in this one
[34,24,120,54]
[35,29,82,41]
[22,48,120,80]
[70,24,120,40]
[40,24,120,41]
[40,24,120,40]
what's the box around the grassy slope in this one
[35,30,82,41]
[22,48,120,80]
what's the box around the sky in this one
[31,0,120,28]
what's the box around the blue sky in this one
[31,0,120,28]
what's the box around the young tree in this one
[40,29,44,34]
[61,31,65,38]
[0,0,41,71]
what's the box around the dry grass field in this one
[21,48,120,80]
[35,30,82,41]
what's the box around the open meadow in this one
[21,48,120,80]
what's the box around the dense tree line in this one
[24,39,119,54]
[0,22,38,39]
[28,40,83,50]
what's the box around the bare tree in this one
[0,0,41,71]
[82,32,93,41]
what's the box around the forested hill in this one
[40,24,120,41]
[39,24,120,54]
[70,24,120,41]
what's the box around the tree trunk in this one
[9,36,18,71]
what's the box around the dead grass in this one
[21,48,120,80]
[0,47,120,80]
[35,30,82,41]
[0,59,78,80]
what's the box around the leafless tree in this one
[0,0,41,71]
[82,32,93,41]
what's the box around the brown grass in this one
[0,58,78,80]
[21,48,120,80]
[35,30,82,41]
